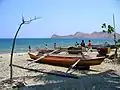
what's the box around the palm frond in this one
[111,26,114,32]
[108,25,114,33]
[108,29,112,33]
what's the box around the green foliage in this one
[108,25,114,33]
[118,39,120,42]
[103,30,106,32]
[102,23,106,28]
[117,39,120,47]
[101,23,114,34]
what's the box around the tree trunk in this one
[9,16,41,84]
[10,23,23,84]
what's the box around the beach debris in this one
[0,56,3,58]
[108,53,117,59]
[18,54,23,56]
[0,78,27,90]
[12,77,27,88]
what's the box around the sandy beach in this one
[0,51,120,90]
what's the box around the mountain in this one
[51,32,120,39]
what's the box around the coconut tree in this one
[101,14,118,59]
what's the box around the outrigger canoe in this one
[28,52,105,68]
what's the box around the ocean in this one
[0,38,114,53]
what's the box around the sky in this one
[0,0,120,38]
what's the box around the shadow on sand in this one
[18,69,120,90]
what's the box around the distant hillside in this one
[51,32,120,39]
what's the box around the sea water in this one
[0,38,114,53]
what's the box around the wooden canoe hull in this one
[28,52,40,60]
[28,52,105,67]
[38,56,104,67]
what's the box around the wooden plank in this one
[66,59,81,73]
[66,51,86,73]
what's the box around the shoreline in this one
[0,43,117,54]
[0,52,29,55]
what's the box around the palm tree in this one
[101,14,117,59]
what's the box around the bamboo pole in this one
[113,14,116,45]
[113,14,117,58]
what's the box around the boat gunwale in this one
[28,52,105,60]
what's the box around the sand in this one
[0,52,120,90]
